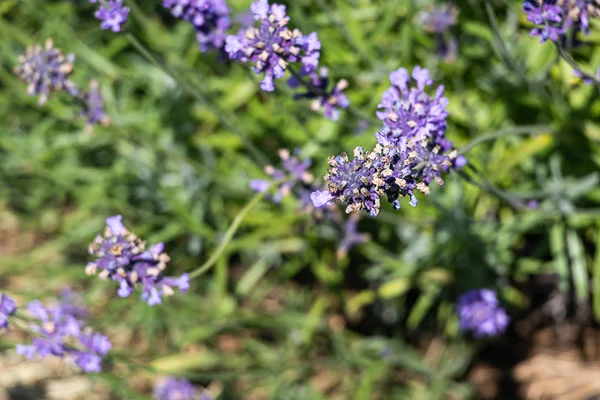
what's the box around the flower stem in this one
[188,180,281,279]
[459,124,552,154]
[125,33,268,166]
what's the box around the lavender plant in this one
[457,289,510,338]
[86,215,189,306]
[311,66,465,217]
[16,297,112,372]
[8,0,600,397]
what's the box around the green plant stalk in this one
[459,125,552,154]
[189,179,283,279]
[125,33,268,166]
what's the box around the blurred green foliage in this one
[1,0,600,398]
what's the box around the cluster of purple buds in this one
[0,294,17,330]
[13,39,78,106]
[14,40,109,132]
[311,66,464,217]
[418,5,459,62]
[16,296,112,373]
[420,4,458,33]
[457,289,510,338]
[162,0,231,52]
[225,0,321,92]
[89,0,130,33]
[154,377,211,400]
[250,148,314,203]
[87,215,190,306]
[523,0,600,43]
[289,68,350,121]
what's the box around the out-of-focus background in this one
[1,0,600,398]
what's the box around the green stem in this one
[459,124,552,154]
[188,180,282,279]
[556,44,600,86]
[125,33,268,166]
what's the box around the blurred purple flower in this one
[336,215,370,259]
[92,0,130,32]
[249,148,313,203]
[16,298,111,372]
[79,80,110,132]
[225,0,320,91]
[154,377,197,400]
[13,39,78,105]
[419,4,457,33]
[522,0,600,43]
[87,215,189,306]
[162,0,231,51]
[457,289,510,338]
[0,293,17,329]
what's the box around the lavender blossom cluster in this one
[87,215,189,306]
[16,294,112,373]
[419,4,458,62]
[0,293,16,330]
[311,66,465,217]
[523,0,600,43]
[225,0,349,119]
[13,39,109,131]
[162,0,231,51]
[89,0,130,32]
[457,289,510,337]
[249,149,370,257]
[154,377,211,400]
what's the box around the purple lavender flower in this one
[419,4,458,33]
[13,39,78,105]
[290,68,350,121]
[522,0,600,43]
[79,80,110,132]
[87,215,189,306]
[91,0,130,32]
[457,289,510,338]
[336,215,370,259]
[318,146,391,217]
[16,298,111,372]
[250,148,313,203]
[154,377,197,400]
[312,66,460,216]
[225,0,321,91]
[162,0,231,51]
[0,293,17,330]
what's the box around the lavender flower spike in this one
[522,0,600,43]
[79,80,110,132]
[0,293,17,329]
[91,0,130,32]
[154,377,197,400]
[16,294,111,372]
[13,39,78,105]
[225,0,321,91]
[162,0,231,51]
[87,215,189,306]
[457,289,510,338]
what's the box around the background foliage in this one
[1,0,600,398]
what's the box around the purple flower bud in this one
[154,377,197,400]
[17,296,111,372]
[88,216,189,306]
[93,0,130,32]
[162,0,231,51]
[225,0,321,91]
[0,294,16,329]
[457,289,510,337]
[13,39,78,105]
